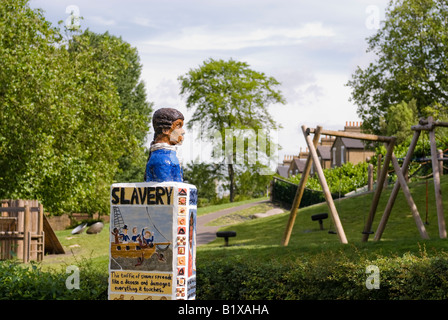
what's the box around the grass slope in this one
[42,177,448,269]
[198,176,448,263]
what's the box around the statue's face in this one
[167,119,185,145]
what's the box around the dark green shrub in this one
[0,259,108,300]
[196,251,448,300]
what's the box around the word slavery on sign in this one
[108,182,197,300]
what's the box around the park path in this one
[196,199,270,246]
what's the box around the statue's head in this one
[152,108,185,145]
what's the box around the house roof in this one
[317,145,331,159]
[276,165,289,178]
[340,137,366,149]
[290,158,306,172]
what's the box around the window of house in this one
[341,146,345,164]
[332,148,336,165]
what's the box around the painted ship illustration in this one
[111,206,171,261]
[111,242,171,259]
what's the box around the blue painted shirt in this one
[145,148,183,182]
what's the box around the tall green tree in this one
[0,0,150,214]
[347,0,448,134]
[76,30,153,183]
[183,161,223,205]
[179,58,285,202]
[380,99,419,145]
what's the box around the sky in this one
[30,0,389,168]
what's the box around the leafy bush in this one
[196,250,448,300]
[0,259,108,300]
[272,177,339,209]
[288,162,370,196]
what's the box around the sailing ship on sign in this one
[110,206,171,263]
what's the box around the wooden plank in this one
[303,126,348,244]
[0,207,41,213]
[307,127,394,142]
[415,118,448,127]
[429,118,447,239]
[282,126,322,246]
[391,154,429,239]
[374,130,420,241]
[43,214,65,254]
[23,204,31,263]
[362,139,396,242]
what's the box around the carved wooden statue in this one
[144,108,185,182]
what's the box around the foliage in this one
[0,259,108,300]
[347,0,448,134]
[79,30,153,183]
[183,161,223,206]
[380,99,419,145]
[234,164,272,199]
[0,0,151,214]
[179,58,285,201]
[196,250,448,300]
[288,161,370,195]
[271,177,329,209]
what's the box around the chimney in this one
[344,120,362,133]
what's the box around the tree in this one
[76,30,153,183]
[179,58,285,202]
[0,0,150,214]
[183,161,223,206]
[380,99,418,145]
[347,0,448,134]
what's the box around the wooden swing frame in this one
[374,116,448,241]
[282,125,440,246]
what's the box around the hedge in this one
[1,250,447,300]
[271,177,340,209]
[196,251,448,300]
[0,259,108,300]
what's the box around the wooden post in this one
[307,128,394,142]
[303,126,348,244]
[438,149,444,176]
[428,118,447,239]
[282,126,322,246]
[374,131,420,241]
[362,139,395,242]
[23,202,31,263]
[391,154,429,239]
[377,154,382,187]
[368,164,373,191]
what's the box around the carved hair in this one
[152,108,184,141]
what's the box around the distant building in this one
[330,121,375,168]
[275,121,374,177]
[276,165,290,178]
[288,157,306,176]
[316,135,335,170]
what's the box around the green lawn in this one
[197,196,268,216]
[199,176,448,264]
[42,176,448,270]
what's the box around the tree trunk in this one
[228,163,235,202]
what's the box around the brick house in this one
[316,135,335,170]
[330,122,375,168]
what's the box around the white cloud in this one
[132,17,157,28]
[88,15,116,26]
[139,22,335,52]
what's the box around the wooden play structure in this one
[282,118,448,246]
[375,116,448,241]
[0,199,64,263]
